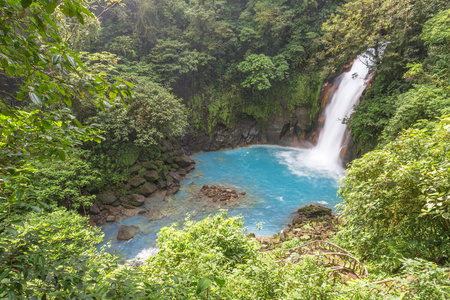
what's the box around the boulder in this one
[89,203,100,214]
[167,185,180,195]
[292,217,302,225]
[139,182,157,196]
[141,162,157,170]
[143,170,159,182]
[297,204,332,218]
[104,205,120,214]
[106,215,116,222]
[117,225,139,240]
[130,177,146,187]
[185,164,195,172]
[130,194,146,207]
[169,172,181,183]
[158,180,167,189]
[174,155,195,167]
[122,203,137,209]
[96,194,116,205]
[129,164,142,174]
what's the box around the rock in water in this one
[174,155,195,167]
[117,225,139,240]
[106,215,116,222]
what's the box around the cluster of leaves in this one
[0,209,164,299]
[237,54,289,91]
[33,153,104,211]
[338,115,450,270]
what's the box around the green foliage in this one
[237,54,289,91]
[338,115,450,270]
[153,213,260,268]
[34,154,103,211]
[0,210,110,299]
[321,0,449,74]
[94,0,339,128]
[0,0,132,228]
[108,35,138,59]
[383,84,450,140]
[405,8,450,90]
[90,78,187,158]
[150,39,214,86]
[1,211,449,299]
[0,209,160,299]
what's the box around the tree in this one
[320,0,450,74]
[237,53,288,91]
[0,0,132,228]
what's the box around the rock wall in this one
[182,104,314,154]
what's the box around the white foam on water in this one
[127,247,159,264]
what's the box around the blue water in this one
[99,145,343,260]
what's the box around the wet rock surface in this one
[182,105,316,154]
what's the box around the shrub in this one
[34,153,103,211]
[338,115,450,270]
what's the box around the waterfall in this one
[286,51,376,177]
[312,52,375,167]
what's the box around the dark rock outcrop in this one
[199,185,243,203]
[130,194,146,207]
[96,194,116,205]
[183,105,314,154]
[174,155,195,167]
[130,177,146,188]
[139,182,157,196]
[143,170,159,182]
[297,204,332,218]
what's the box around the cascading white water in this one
[312,52,375,168]
[278,51,376,178]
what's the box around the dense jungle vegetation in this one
[1,0,450,298]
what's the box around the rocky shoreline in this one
[88,152,196,227]
[253,204,340,251]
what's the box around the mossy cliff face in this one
[183,73,324,153]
